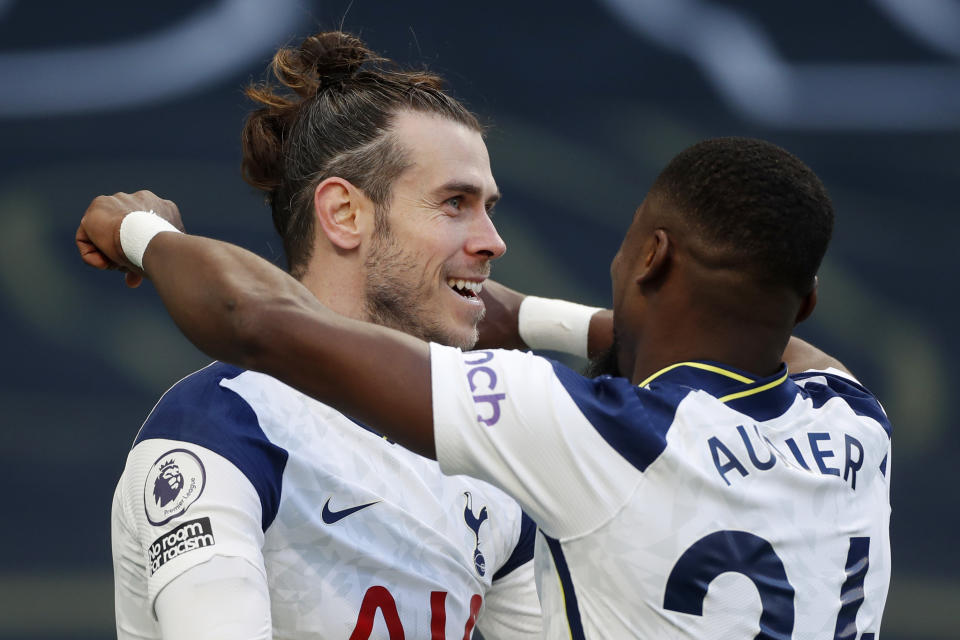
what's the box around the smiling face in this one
[361,111,505,349]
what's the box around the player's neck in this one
[628,303,790,384]
[299,260,367,321]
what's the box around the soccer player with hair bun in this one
[107,31,544,639]
[81,133,892,636]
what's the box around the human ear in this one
[313,177,364,250]
[636,229,670,285]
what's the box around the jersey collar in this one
[639,361,796,421]
[346,415,396,444]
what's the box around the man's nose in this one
[467,212,506,260]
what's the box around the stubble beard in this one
[362,228,481,350]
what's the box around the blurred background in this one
[0,0,955,637]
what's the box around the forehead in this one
[389,110,496,196]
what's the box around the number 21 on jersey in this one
[664,530,875,639]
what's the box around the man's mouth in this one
[446,278,483,298]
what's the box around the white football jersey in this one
[430,345,892,639]
[112,362,540,640]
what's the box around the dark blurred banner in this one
[0,1,955,637]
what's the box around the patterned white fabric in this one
[431,344,892,639]
[113,362,540,639]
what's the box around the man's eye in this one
[446,196,463,209]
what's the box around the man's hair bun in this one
[272,32,386,97]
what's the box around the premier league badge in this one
[144,449,206,526]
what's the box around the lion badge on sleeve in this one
[143,449,206,526]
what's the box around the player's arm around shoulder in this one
[476,281,845,376]
[79,194,435,458]
[475,280,610,359]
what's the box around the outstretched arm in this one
[77,192,438,458]
[476,280,612,358]
[477,281,849,375]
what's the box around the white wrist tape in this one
[518,296,603,358]
[119,210,181,269]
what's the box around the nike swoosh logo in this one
[321,498,380,524]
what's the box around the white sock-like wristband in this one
[119,210,181,269]
[518,296,603,358]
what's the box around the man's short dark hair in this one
[650,137,834,295]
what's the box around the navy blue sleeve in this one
[135,363,289,530]
[549,361,686,472]
[792,371,891,437]
[493,512,536,581]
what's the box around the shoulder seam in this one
[132,361,224,446]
